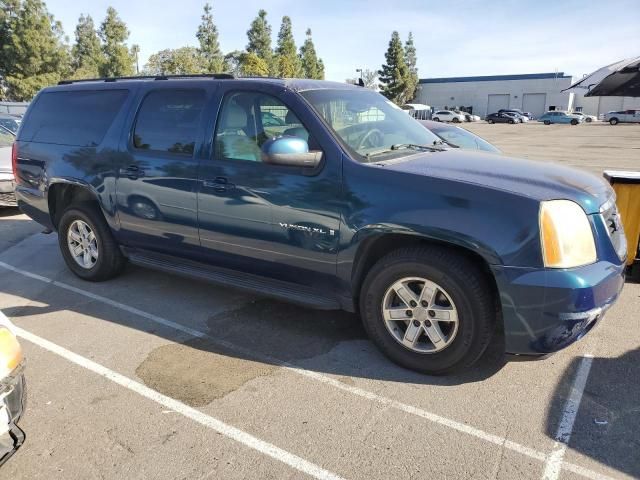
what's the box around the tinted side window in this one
[214,91,310,162]
[19,90,127,146]
[133,89,205,156]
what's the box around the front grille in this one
[600,199,627,261]
[0,192,16,206]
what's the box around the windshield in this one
[427,124,500,154]
[300,88,441,161]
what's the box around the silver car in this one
[0,128,16,207]
[604,109,640,125]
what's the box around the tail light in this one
[11,142,18,179]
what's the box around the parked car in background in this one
[0,115,20,135]
[0,130,16,207]
[571,112,597,123]
[459,112,481,122]
[604,109,640,125]
[538,111,583,125]
[499,109,531,121]
[418,120,501,153]
[503,112,527,123]
[432,110,466,123]
[0,311,26,465]
[401,103,431,120]
[14,75,626,374]
[0,102,28,118]
[486,112,518,124]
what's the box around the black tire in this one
[452,117,460,123]
[359,246,495,374]
[433,117,440,122]
[508,119,515,124]
[571,119,578,125]
[487,119,494,124]
[544,120,551,125]
[57,203,126,281]
[609,118,619,125]
[586,117,592,122]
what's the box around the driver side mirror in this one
[261,136,323,169]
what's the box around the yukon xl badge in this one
[279,223,335,236]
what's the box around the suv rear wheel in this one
[360,247,495,374]
[58,203,126,281]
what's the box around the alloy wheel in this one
[67,219,99,269]
[382,277,459,354]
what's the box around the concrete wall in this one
[414,76,574,118]
[573,95,640,116]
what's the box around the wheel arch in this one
[47,180,104,230]
[350,232,501,319]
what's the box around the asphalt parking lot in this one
[0,122,639,479]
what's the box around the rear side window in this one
[133,89,205,156]
[20,90,127,146]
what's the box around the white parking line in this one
[542,354,594,480]
[12,323,345,480]
[0,261,616,480]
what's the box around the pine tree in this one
[246,9,273,74]
[240,51,269,77]
[378,31,409,104]
[274,16,301,78]
[299,28,323,79]
[71,14,103,79]
[196,3,225,73]
[98,7,134,77]
[316,58,325,80]
[404,32,418,102]
[0,0,70,101]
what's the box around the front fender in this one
[336,158,543,290]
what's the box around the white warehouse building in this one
[413,72,639,119]
[414,72,574,119]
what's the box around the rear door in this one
[115,85,211,254]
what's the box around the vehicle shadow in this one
[0,207,21,218]
[545,348,640,478]
[2,263,508,392]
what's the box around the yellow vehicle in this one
[604,171,640,276]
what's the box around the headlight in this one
[539,200,597,268]
[0,325,22,379]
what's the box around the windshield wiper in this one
[390,143,447,152]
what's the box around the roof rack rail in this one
[58,73,235,85]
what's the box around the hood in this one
[382,150,612,214]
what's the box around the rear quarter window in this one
[19,89,128,146]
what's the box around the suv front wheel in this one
[58,203,126,281]
[360,247,495,374]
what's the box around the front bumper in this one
[0,367,26,466]
[0,174,17,207]
[492,260,625,355]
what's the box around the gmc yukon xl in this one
[12,75,627,374]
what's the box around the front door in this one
[115,87,208,253]
[197,86,342,289]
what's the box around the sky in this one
[45,0,640,82]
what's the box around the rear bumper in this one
[492,260,625,355]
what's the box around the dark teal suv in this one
[13,75,626,374]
